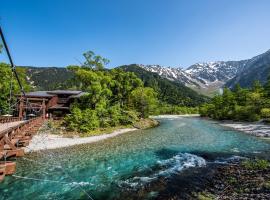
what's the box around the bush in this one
[261,108,270,118]
[64,107,100,132]
[120,110,139,125]
[242,159,270,170]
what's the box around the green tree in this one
[199,79,270,121]
[0,63,30,115]
[130,87,158,118]
[82,51,110,70]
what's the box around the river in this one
[1,117,270,199]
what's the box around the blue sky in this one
[0,0,270,68]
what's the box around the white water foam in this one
[119,153,206,188]
[67,181,94,187]
[213,155,247,164]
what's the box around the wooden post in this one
[19,98,24,120]
[42,98,46,119]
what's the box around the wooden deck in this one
[0,121,25,133]
[0,117,45,182]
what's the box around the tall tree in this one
[0,63,30,115]
[82,51,110,70]
[130,87,158,118]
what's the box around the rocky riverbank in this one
[221,121,270,137]
[116,158,270,200]
[193,159,270,200]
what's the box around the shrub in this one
[242,159,270,170]
[261,108,270,118]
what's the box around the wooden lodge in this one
[17,90,87,119]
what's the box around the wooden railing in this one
[0,117,42,138]
[0,117,21,124]
[0,116,45,181]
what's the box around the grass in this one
[133,118,159,129]
[48,118,159,138]
[263,181,270,189]
[49,120,134,137]
[242,159,270,170]
[197,192,215,200]
[79,125,133,137]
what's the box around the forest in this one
[0,50,199,133]
[0,62,30,115]
[199,80,270,122]
[3,48,269,134]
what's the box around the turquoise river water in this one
[1,117,270,200]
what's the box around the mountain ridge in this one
[138,49,270,95]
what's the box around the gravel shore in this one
[24,128,137,153]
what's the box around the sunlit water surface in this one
[1,117,270,199]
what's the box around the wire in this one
[0,26,25,97]
[21,123,95,200]
[8,70,14,115]
[12,175,70,184]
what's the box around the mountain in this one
[140,62,245,96]
[139,49,270,95]
[119,64,209,106]
[20,65,208,106]
[21,66,74,90]
[226,50,270,88]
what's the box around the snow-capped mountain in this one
[140,61,246,91]
[226,49,270,88]
[139,49,270,95]
[139,65,198,86]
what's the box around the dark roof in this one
[48,104,70,110]
[22,90,83,98]
[47,90,82,95]
[69,92,88,99]
[24,91,56,98]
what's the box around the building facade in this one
[17,90,86,119]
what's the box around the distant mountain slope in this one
[226,50,270,88]
[140,61,246,96]
[119,64,209,106]
[140,49,270,93]
[21,66,74,90]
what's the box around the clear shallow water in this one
[1,117,270,200]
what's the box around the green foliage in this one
[155,104,199,115]
[199,80,270,121]
[130,87,158,118]
[0,63,30,115]
[82,51,110,70]
[242,159,270,170]
[261,108,270,118]
[64,51,157,133]
[120,64,209,106]
[197,192,215,200]
[64,107,100,132]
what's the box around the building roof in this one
[47,90,82,95]
[23,91,56,98]
[69,92,88,99]
[22,90,84,98]
[48,104,70,110]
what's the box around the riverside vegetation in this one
[199,79,270,122]
[0,50,201,134]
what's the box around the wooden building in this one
[17,90,86,119]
